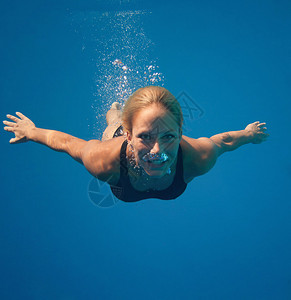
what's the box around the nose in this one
[150,139,161,154]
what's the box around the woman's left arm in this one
[210,121,269,156]
[183,121,270,176]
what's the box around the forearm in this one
[221,130,254,151]
[28,127,85,153]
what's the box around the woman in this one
[3,86,269,202]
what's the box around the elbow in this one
[47,130,66,152]
[219,133,234,152]
[221,132,233,143]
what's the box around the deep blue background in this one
[1,0,290,299]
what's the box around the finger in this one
[258,122,266,127]
[254,121,260,124]
[15,112,27,119]
[259,127,267,131]
[6,114,20,123]
[9,137,19,144]
[4,126,14,132]
[3,120,16,127]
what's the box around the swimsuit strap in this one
[174,144,185,184]
[120,139,129,177]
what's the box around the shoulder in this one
[82,136,124,183]
[180,135,218,180]
[181,135,217,163]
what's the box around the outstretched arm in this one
[183,121,270,177]
[3,112,95,164]
[210,121,269,157]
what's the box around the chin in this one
[143,163,169,178]
[145,172,165,179]
[145,171,165,178]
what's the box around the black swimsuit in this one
[110,126,187,202]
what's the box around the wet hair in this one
[122,86,183,134]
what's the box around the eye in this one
[139,134,151,140]
[163,134,175,140]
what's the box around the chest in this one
[127,168,176,192]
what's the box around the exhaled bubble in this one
[71,10,165,139]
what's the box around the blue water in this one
[1,1,291,299]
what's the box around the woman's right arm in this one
[3,112,120,180]
[3,112,98,164]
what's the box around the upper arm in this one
[81,140,108,174]
[65,138,103,168]
[64,135,121,182]
[81,138,121,181]
[195,137,221,174]
[182,134,228,176]
[64,136,89,164]
[197,132,231,161]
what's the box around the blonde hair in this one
[122,86,183,134]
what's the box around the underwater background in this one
[1,0,290,299]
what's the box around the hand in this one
[3,112,36,144]
[245,121,270,144]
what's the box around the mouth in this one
[146,159,167,164]
[141,153,169,165]
[143,159,169,170]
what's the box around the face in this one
[127,104,182,178]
